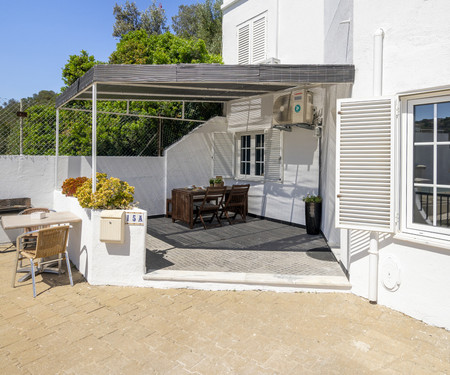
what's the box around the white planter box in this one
[53,190,147,286]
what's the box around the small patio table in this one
[2,211,81,282]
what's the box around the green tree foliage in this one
[109,30,222,64]
[62,50,101,88]
[172,0,223,55]
[113,0,167,38]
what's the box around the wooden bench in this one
[0,198,31,213]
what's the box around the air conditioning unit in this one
[272,90,313,126]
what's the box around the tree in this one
[62,50,101,88]
[109,30,222,65]
[113,0,167,38]
[141,1,168,35]
[171,4,200,40]
[172,0,223,55]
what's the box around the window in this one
[238,133,265,178]
[406,96,450,237]
[237,13,267,64]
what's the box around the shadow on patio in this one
[145,216,350,291]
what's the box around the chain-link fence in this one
[0,99,221,156]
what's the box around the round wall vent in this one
[382,257,401,292]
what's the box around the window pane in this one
[413,186,433,226]
[255,163,261,176]
[437,102,450,142]
[246,162,250,175]
[437,188,450,227]
[414,104,434,143]
[240,162,246,175]
[413,145,433,183]
[437,145,450,185]
[256,134,264,147]
[256,149,261,161]
[246,149,250,161]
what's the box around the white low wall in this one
[53,191,148,287]
[57,156,165,216]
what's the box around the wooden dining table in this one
[171,186,247,229]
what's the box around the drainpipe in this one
[369,28,384,304]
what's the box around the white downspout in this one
[369,28,384,304]
[373,28,384,96]
[92,83,97,193]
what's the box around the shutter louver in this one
[264,128,282,182]
[336,97,395,233]
[252,16,266,63]
[213,132,234,178]
[238,24,250,65]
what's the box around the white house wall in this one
[344,0,450,329]
[324,0,353,64]
[222,0,325,64]
[352,0,450,97]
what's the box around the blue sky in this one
[0,0,199,102]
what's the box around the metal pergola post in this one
[92,83,97,193]
[55,109,59,189]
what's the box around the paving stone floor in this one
[1,244,450,374]
[146,217,344,276]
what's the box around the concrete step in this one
[143,270,351,293]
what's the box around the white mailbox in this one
[100,210,125,244]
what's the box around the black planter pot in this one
[305,201,322,235]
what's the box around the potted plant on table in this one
[214,176,224,187]
[209,178,215,187]
[303,194,322,235]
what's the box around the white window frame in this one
[236,132,265,180]
[236,12,267,65]
[401,94,450,241]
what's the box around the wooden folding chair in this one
[193,187,226,229]
[220,184,250,224]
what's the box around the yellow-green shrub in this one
[74,173,135,209]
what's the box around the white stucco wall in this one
[324,0,353,64]
[0,155,56,207]
[57,156,166,216]
[351,0,450,97]
[222,0,325,64]
[165,117,228,196]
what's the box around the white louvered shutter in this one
[252,16,266,63]
[336,97,396,233]
[237,24,250,65]
[264,128,282,182]
[213,132,234,178]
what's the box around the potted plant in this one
[209,178,215,187]
[214,176,224,187]
[61,176,88,197]
[303,194,322,235]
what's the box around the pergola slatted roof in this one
[56,63,355,108]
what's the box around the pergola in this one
[55,63,355,191]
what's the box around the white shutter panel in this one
[336,97,396,233]
[213,132,234,178]
[237,24,250,65]
[252,16,266,63]
[264,128,282,182]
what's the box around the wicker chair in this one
[193,187,226,229]
[12,226,73,298]
[220,184,250,224]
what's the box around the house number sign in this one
[125,212,145,226]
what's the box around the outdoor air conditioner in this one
[272,90,313,126]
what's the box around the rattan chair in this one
[12,225,73,297]
[220,184,250,224]
[193,186,226,229]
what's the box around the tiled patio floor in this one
[1,244,449,374]
[146,216,344,277]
